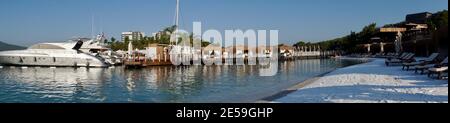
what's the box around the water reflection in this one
[0,59,368,103]
[0,67,107,102]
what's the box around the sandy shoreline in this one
[263,57,448,103]
[258,71,333,103]
[258,57,373,103]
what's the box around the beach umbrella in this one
[394,31,403,53]
[128,41,133,55]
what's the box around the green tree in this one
[312,23,377,53]
[164,25,177,33]
[358,23,377,44]
[111,37,116,43]
[293,41,306,47]
[124,36,130,44]
[428,10,448,30]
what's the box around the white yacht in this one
[0,41,108,67]
[71,34,123,65]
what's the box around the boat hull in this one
[0,53,108,68]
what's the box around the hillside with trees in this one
[295,10,448,54]
[0,41,25,51]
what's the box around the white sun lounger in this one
[428,66,448,79]
[414,57,448,74]
[402,53,439,71]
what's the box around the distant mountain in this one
[0,41,26,51]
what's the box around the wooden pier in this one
[124,52,173,68]
[123,47,338,68]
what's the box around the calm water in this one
[0,58,368,103]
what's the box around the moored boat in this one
[0,41,108,67]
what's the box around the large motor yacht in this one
[0,40,108,67]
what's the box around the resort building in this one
[357,12,446,57]
[144,44,170,61]
[406,12,432,24]
[258,45,274,56]
[278,44,294,60]
[121,31,145,41]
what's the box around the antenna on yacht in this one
[99,16,103,34]
[91,13,95,40]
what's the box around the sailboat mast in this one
[176,0,179,29]
[175,0,180,45]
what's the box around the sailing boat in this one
[169,0,193,65]
[124,0,188,67]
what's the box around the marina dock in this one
[123,49,338,68]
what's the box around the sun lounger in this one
[385,53,415,66]
[428,66,448,79]
[375,53,392,58]
[387,52,407,59]
[402,53,439,71]
[415,57,448,74]
[382,52,398,58]
[386,53,409,62]
[374,53,382,58]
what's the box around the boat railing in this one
[28,49,76,55]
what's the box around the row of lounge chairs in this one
[385,52,415,66]
[348,52,399,58]
[413,57,448,79]
[376,52,400,58]
[402,53,439,70]
[385,52,448,80]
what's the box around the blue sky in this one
[0,0,448,46]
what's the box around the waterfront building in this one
[406,12,432,24]
[278,44,294,60]
[121,31,145,41]
[357,12,439,56]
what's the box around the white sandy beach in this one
[275,58,448,103]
